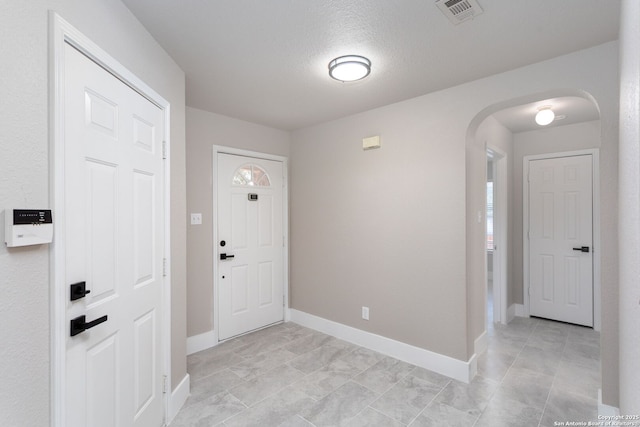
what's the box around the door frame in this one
[522,149,601,331]
[212,146,290,343]
[50,13,172,426]
[487,147,508,325]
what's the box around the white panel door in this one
[63,42,165,426]
[529,155,593,326]
[218,153,284,340]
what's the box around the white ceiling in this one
[121,0,620,131]
[493,96,601,133]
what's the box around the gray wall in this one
[618,0,639,414]
[186,107,290,337]
[289,42,619,405]
[291,100,469,360]
[0,2,187,425]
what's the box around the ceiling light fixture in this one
[328,55,371,82]
[535,106,555,126]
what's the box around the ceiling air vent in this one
[436,0,483,25]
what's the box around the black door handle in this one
[70,281,91,301]
[220,253,235,260]
[70,315,108,336]
[572,246,590,253]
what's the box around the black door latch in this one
[70,315,108,336]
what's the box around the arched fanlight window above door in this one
[232,164,271,187]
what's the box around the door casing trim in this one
[487,146,508,326]
[50,12,172,426]
[522,149,601,331]
[212,146,290,344]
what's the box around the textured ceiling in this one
[492,96,600,134]
[122,0,620,130]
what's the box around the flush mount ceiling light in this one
[535,106,555,126]
[328,55,371,82]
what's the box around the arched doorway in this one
[465,89,602,343]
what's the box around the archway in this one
[465,89,602,357]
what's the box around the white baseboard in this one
[168,373,190,425]
[289,309,474,383]
[467,331,488,382]
[467,352,478,382]
[186,329,217,355]
[598,389,620,417]
[474,331,488,356]
[507,303,526,323]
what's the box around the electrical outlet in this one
[190,213,202,225]
[362,306,369,321]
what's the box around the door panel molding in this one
[212,146,289,343]
[523,149,601,330]
[50,13,172,426]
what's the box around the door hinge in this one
[163,258,167,277]
[162,375,168,394]
[528,287,531,296]
[162,141,167,159]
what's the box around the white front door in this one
[528,154,593,327]
[217,153,285,340]
[63,42,165,426]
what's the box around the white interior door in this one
[63,42,165,426]
[217,153,284,340]
[528,154,593,327]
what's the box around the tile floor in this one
[172,317,600,426]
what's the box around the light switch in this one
[190,213,202,225]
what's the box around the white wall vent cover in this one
[436,0,483,25]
